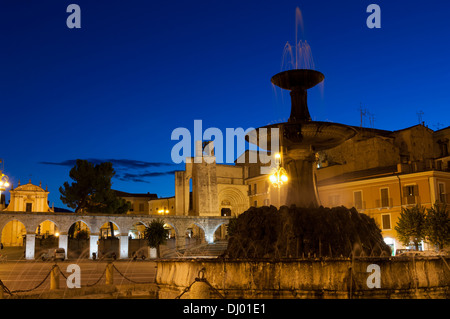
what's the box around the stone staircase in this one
[161,240,228,258]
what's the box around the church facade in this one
[1,180,55,246]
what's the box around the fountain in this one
[259,70,356,207]
[249,50,357,208]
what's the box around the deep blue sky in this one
[1,0,449,210]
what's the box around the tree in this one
[425,203,450,250]
[395,205,427,250]
[144,219,169,258]
[59,159,131,215]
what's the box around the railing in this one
[0,262,155,298]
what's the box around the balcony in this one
[403,195,420,206]
[375,198,394,209]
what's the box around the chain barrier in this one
[112,263,155,284]
[175,268,225,299]
[0,261,157,297]
[3,264,57,295]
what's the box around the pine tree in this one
[59,159,130,214]
[395,205,426,250]
[425,203,450,250]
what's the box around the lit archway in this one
[1,220,26,247]
[67,221,91,259]
[98,221,120,259]
[35,220,60,258]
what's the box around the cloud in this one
[116,170,178,183]
[39,158,175,169]
[39,159,180,184]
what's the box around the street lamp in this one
[158,208,169,215]
[0,172,10,199]
[269,153,288,208]
[269,153,288,188]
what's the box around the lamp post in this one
[269,153,288,207]
[0,172,10,201]
[157,198,171,215]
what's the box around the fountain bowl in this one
[271,69,324,91]
[247,121,357,152]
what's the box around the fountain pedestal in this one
[284,146,319,208]
[249,69,357,208]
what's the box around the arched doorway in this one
[1,220,26,247]
[67,221,91,259]
[218,187,248,217]
[35,220,59,259]
[128,221,148,259]
[98,221,120,259]
[1,220,26,260]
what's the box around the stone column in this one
[25,233,36,260]
[119,234,129,259]
[176,235,187,251]
[89,234,99,259]
[58,233,68,259]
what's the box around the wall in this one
[156,258,450,299]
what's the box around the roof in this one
[392,123,434,134]
[318,165,399,186]
[12,181,47,193]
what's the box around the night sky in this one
[1,0,449,210]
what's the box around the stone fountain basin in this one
[247,121,357,151]
[271,69,324,90]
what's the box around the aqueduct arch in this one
[0,212,231,260]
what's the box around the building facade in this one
[1,180,56,246]
[160,124,450,254]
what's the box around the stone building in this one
[113,190,157,215]
[160,124,450,254]
[173,141,248,218]
[1,180,56,246]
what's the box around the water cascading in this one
[248,10,357,208]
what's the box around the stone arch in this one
[218,187,248,217]
[67,220,92,259]
[34,219,61,259]
[99,220,121,238]
[0,218,27,247]
[64,218,92,235]
[162,219,180,237]
[34,218,60,235]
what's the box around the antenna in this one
[416,110,424,124]
[367,111,375,129]
[359,103,367,127]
